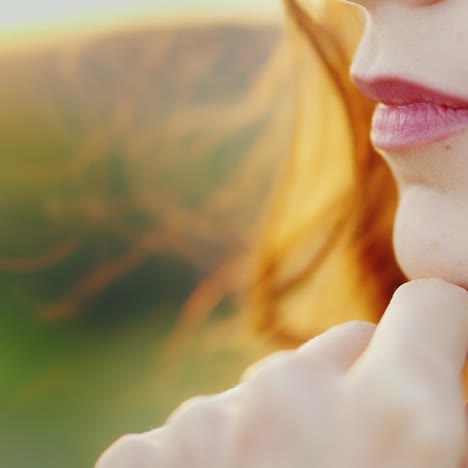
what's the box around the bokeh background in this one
[0,1,296,467]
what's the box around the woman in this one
[97,0,468,466]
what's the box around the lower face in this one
[382,130,468,289]
[348,0,468,289]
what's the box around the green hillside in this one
[0,22,293,468]
[0,23,292,319]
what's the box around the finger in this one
[296,320,376,372]
[241,322,375,383]
[355,279,468,388]
[96,434,163,468]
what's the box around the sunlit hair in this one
[247,0,406,347]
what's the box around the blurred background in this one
[0,1,296,466]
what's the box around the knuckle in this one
[239,354,332,424]
[239,354,307,415]
[297,321,375,365]
[338,320,376,336]
[301,320,376,349]
[240,350,294,384]
[96,434,161,468]
[165,395,229,465]
[167,395,222,428]
[228,379,303,461]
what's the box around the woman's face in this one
[349,0,468,288]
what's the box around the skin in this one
[349,0,468,287]
[96,1,468,466]
[97,281,468,468]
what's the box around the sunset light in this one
[1,1,289,466]
[0,0,283,51]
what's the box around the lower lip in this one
[371,103,468,151]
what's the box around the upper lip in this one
[351,76,468,109]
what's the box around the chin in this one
[393,184,468,290]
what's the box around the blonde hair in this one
[248,0,406,346]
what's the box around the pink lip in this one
[352,77,468,151]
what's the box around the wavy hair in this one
[247,0,406,347]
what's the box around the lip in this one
[352,76,468,151]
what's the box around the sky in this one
[0,0,283,49]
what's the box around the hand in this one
[96,279,468,468]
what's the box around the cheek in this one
[393,186,468,289]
